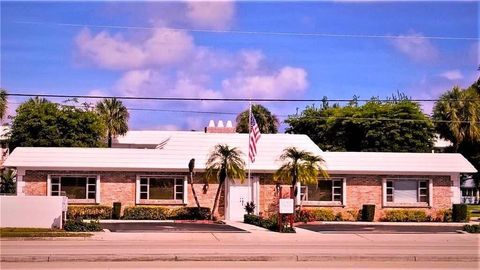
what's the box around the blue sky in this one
[1,0,478,130]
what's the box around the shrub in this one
[67,206,112,220]
[434,209,452,222]
[361,205,375,222]
[335,211,357,222]
[295,210,315,223]
[171,207,211,220]
[64,218,102,232]
[122,206,170,220]
[382,210,430,222]
[244,202,256,215]
[310,209,335,221]
[244,214,295,233]
[112,202,121,220]
[463,224,480,233]
[452,204,469,222]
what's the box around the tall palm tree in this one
[274,147,328,209]
[235,104,280,133]
[433,86,480,150]
[96,98,129,148]
[205,144,246,219]
[0,169,16,194]
[0,89,7,121]
[188,158,201,209]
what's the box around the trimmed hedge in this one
[67,206,112,220]
[244,214,295,233]
[463,224,480,233]
[311,209,336,221]
[434,209,452,222]
[452,204,469,222]
[64,219,102,232]
[122,206,211,220]
[382,209,430,222]
[361,204,375,222]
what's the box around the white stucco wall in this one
[0,196,65,228]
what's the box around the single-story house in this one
[3,126,477,221]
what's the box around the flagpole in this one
[247,101,252,203]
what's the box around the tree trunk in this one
[190,172,201,209]
[211,180,224,220]
[107,131,112,148]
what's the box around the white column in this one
[183,176,188,205]
[253,176,260,215]
[96,175,101,204]
[135,176,140,204]
[428,178,433,207]
[342,178,347,206]
[47,175,52,196]
[295,182,301,205]
[450,174,461,204]
[381,178,387,207]
[16,168,26,196]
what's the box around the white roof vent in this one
[217,120,224,128]
[226,120,233,128]
[208,120,215,127]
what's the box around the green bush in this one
[452,204,469,222]
[112,202,122,220]
[361,205,375,222]
[434,209,453,222]
[244,214,295,233]
[463,224,480,233]
[295,210,315,223]
[122,206,170,220]
[310,209,336,221]
[64,219,102,232]
[382,210,430,222]
[67,206,112,220]
[171,207,211,220]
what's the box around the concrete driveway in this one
[297,223,464,234]
[100,222,247,233]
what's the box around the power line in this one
[13,20,479,41]
[6,93,480,103]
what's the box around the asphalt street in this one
[297,224,464,234]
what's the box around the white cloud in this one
[391,32,439,62]
[439,70,463,81]
[185,1,235,30]
[76,27,194,70]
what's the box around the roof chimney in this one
[205,120,236,133]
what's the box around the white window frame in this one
[136,175,188,204]
[382,178,432,207]
[300,178,346,205]
[47,174,100,202]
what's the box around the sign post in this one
[277,187,295,232]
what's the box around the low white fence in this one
[0,196,66,228]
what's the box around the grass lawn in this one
[0,228,93,238]
[467,205,480,218]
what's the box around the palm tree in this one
[96,98,129,147]
[205,144,246,219]
[433,86,480,151]
[235,104,280,133]
[0,169,16,194]
[188,158,201,209]
[274,147,328,209]
[0,89,7,121]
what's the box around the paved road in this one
[101,222,246,233]
[2,261,479,270]
[297,224,463,234]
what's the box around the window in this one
[385,179,429,204]
[302,178,344,203]
[139,177,184,200]
[50,176,97,200]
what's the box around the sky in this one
[1,0,479,131]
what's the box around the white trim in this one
[16,169,25,196]
[382,178,387,207]
[96,175,101,203]
[428,178,433,207]
[450,173,461,204]
[183,176,188,205]
[47,175,52,197]
[383,178,432,206]
[300,177,346,204]
[253,176,260,215]
[342,178,347,206]
[135,176,140,204]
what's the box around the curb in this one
[2,254,478,263]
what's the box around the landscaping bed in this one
[244,214,295,233]
[0,228,93,238]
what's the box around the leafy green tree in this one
[0,89,7,120]
[274,147,328,209]
[285,95,435,152]
[236,104,279,133]
[96,98,129,148]
[9,98,106,149]
[0,169,16,194]
[205,144,246,219]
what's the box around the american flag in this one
[249,113,261,163]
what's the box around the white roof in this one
[4,131,476,174]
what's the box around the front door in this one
[228,182,250,221]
